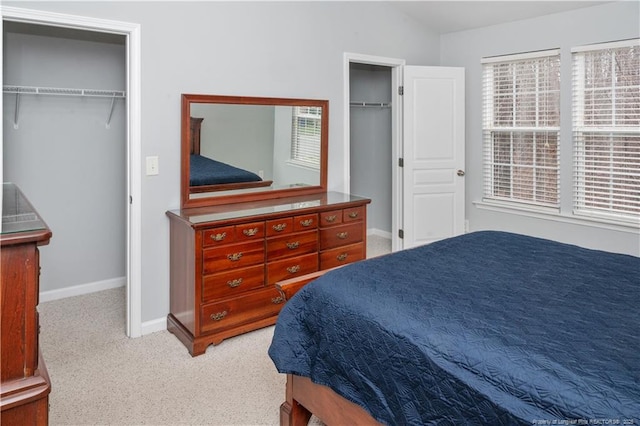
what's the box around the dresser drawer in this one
[343,206,365,223]
[203,240,265,274]
[202,225,235,247]
[293,213,318,231]
[319,222,364,250]
[267,217,293,236]
[267,252,319,285]
[267,230,318,261]
[202,264,265,302]
[320,243,365,269]
[319,209,342,227]
[200,287,285,334]
[202,221,264,247]
[236,222,265,241]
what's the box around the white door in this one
[401,66,465,249]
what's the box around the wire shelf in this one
[3,85,126,129]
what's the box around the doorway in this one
[344,54,466,252]
[1,6,142,337]
[344,53,405,252]
[349,63,393,251]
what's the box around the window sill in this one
[474,199,640,234]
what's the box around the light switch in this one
[146,156,159,176]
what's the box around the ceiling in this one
[4,1,614,40]
[388,1,613,34]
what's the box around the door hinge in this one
[398,158,404,167]
[398,86,404,96]
[398,229,404,239]
[129,195,133,204]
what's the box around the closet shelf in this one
[350,101,391,108]
[3,85,126,129]
[3,85,126,98]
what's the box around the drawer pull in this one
[348,211,359,219]
[271,296,285,305]
[300,219,314,227]
[337,232,349,239]
[272,223,287,232]
[243,228,258,237]
[337,253,348,261]
[227,253,243,261]
[286,265,301,274]
[227,278,243,288]
[325,215,337,223]
[210,311,228,321]
[286,241,300,249]
[211,232,227,241]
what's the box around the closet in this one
[349,63,393,241]
[2,23,127,306]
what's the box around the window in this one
[572,40,640,222]
[482,50,561,208]
[290,106,322,169]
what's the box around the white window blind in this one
[291,106,322,169]
[572,39,640,222]
[482,50,561,208]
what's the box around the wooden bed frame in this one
[275,271,382,426]
[189,116,273,192]
[280,374,381,426]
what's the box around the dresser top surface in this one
[1,183,50,240]
[168,191,370,225]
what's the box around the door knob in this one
[457,170,465,176]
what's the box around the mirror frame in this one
[181,94,329,209]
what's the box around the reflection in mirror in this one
[190,104,321,192]
[181,95,328,208]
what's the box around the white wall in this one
[440,1,640,256]
[3,1,440,324]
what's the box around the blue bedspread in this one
[190,154,262,186]
[269,231,640,425]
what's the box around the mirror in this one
[181,94,328,208]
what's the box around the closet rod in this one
[3,85,126,129]
[349,101,391,108]
[3,85,126,98]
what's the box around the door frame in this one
[343,53,405,251]
[0,6,143,337]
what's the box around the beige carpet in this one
[39,235,391,425]
[40,287,286,425]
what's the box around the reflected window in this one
[291,106,322,169]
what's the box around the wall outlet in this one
[146,156,159,176]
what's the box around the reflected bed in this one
[269,231,640,425]
[189,116,272,192]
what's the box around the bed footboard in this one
[280,374,381,426]
[276,266,348,302]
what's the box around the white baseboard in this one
[141,317,167,335]
[368,228,392,239]
[39,276,126,303]
[39,276,166,336]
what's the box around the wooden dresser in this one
[1,183,52,425]
[167,192,370,356]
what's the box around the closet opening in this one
[2,21,129,333]
[348,61,395,256]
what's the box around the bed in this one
[269,231,640,425]
[189,117,273,192]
